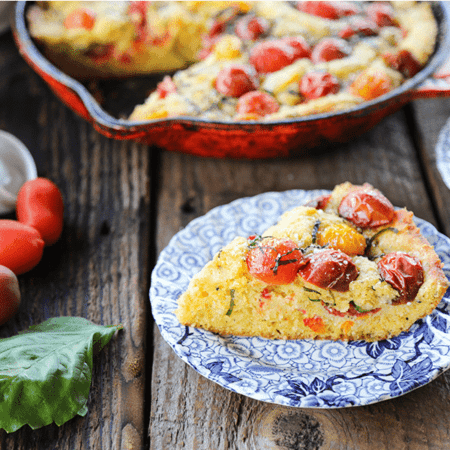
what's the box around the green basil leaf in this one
[0,317,122,433]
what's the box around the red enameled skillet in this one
[12,1,450,159]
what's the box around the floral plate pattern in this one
[150,190,450,408]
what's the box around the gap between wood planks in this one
[144,145,163,450]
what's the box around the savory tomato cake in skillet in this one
[175,183,449,342]
[28,2,438,122]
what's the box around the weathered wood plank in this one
[412,98,450,236]
[151,110,447,449]
[0,34,150,449]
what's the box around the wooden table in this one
[2,26,450,450]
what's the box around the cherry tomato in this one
[311,38,350,64]
[297,1,359,18]
[249,40,298,73]
[367,2,397,27]
[383,50,422,78]
[236,91,279,117]
[280,36,312,60]
[378,252,424,304]
[16,178,64,246]
[0,265,21,326]
[0,220,45,275]
[84,44,115,63]
[304,194,331,210]
[246,237,304,285]
[348,17,378,36]
[215,64,259,97]
[349,69,393,100]
[322,301,380,317]
[156,76,177,99]
[64,8,96,30]
[296,1,337,19]
[317,223,366,256]
[299,71,340,100]
[338,189,394,228]
[235,14,269,41]
[299,248,359,292]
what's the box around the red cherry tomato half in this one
[0,265,21,326]
[311,38,350,64]
[246,237,304,285]
[236,91,279,117]
[299,71,340,100]
[280,36,312,60]
[16,178,64,246]
[378,252,424,304]
[367,2,397,27]
[215,64,259,97]
[338,189,395,228]
[322,301,380,317]
[64,8,96,30]
[297,1,359,19]
[383,50,422,78]
[156,76,177,99]
[0,220,45,275]
[249,40,300,73]
[235,14,269,41]
[348,17,378,36]
[297,1,340,19]
[299,249,359,292]
[304,194,331,210]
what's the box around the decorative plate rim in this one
[150,189,450,408]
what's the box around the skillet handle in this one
[411,60,450,99]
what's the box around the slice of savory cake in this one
[175,182,449,341]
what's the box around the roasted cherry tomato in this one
[349,69,393,100]
[338,189,394,228]
[311,38,350,64]
[246,237,304,285]
[235,14,269,41]
[215,64,259,97]
[16,178,64,246]
[367,2,397,27]
[249,40,301,73]
[317,223,366,256]
[378,252,424,304]
[322,300,380,317]
[348,17,378,36]
[64,8,96,30]
[299,71,340,100]
[383,50,422,78]
[297,1,341,19]
[156,76,177,99]
[297,1,358,19]
[304,194,331,210]
[280,36,311,60]
[236,91,279,118]
[0,220,45,275]
[0,265,21,326]
[299,248,359,292]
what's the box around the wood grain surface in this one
[2,25,450,450]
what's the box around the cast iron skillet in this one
[12,1,450,159]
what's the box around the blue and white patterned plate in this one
[150,190,450,408]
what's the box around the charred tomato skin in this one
[378,252,424,304]
[299,248,359,292]
[246,237,304,285]
[338,189,395,228]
